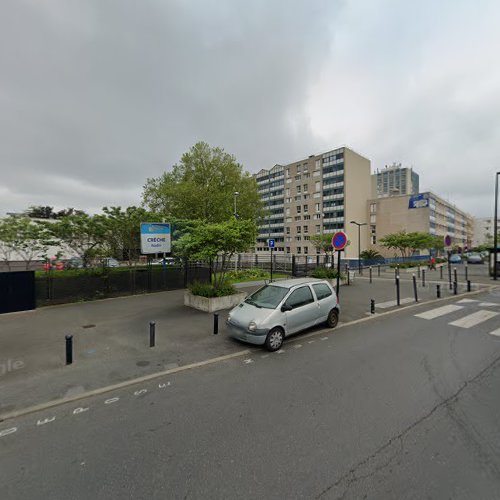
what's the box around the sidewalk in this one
[0,276,494,417]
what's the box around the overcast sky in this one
[1,0,499,218]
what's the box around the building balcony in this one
[322,170,344,179]
[322,194,344,201]
[323,216,344,224]
[323,205,344,212]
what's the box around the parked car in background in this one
[226,278,340,351]
[65,257,84,269]
[467,253,483,264]
[153,257,180,266]
[449,254,462,264]
[101,257,120,268]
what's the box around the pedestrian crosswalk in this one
[414,299,500,337]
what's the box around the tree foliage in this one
[309,234,333,255]
[142,142,263,223]
[379,231,444,258]
[360,249,384,261]
[0,216,57,270]
[175,219,257,290]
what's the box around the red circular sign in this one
[332,231,348,251]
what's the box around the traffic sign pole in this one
[336,250,342,297]
[270,247,273,282]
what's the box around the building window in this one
[304,246,308,254]
[297,247,301,254]
[304,215,311,220]
[294,195,301,202]
[286,168,290,177]
[297,226,301,233]
[313,214,321,220]
[286,247,291,253]
[296,185,301,193]
[316,225,321,233]
[285,208,290,216]
[370,203,376,213]
[303,194,310,200]
[315,159,321,168]
[286,188,290,196]
[286,227,290,234]
[303,204,309,213]
[303,184,308,192]
[296,206,301,213]
[296,165,301,173]
[315,181,321,191]
[304,235,310,240]
[295,236,301,242]
[303,225,308,233]
[315,203,321,212]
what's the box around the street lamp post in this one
[233,191,240,219]
[350,220,367,272]
[494,173,499,280]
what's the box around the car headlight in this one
[248,321,257,332]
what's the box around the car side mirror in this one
[281,304,292,312]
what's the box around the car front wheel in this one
[265,327,284,352]
[327,309,339,328]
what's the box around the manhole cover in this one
[136,361,150,367]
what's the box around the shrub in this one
[225,269,268,281]
[189,281,237,298]
[310,267,346,280]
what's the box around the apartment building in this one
[371,163,419,198]
[473,217,497,247]
[254,147,371,259]
[368,192,474,256]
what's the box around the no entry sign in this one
[332,231,348,251]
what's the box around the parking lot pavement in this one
[0,275,495,417]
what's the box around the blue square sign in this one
[268,239,275,248]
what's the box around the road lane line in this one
[415,305,463,320]
[479,302,498,307]
[449,310,499,329]
[457,299,479,304]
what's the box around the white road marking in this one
[307,340,315,344]
[415,305,463,320]
[449,310,499,329]
[0,427,17,438]
[104,397,120,404]
[158,382,171,388]
[321,337,329,340]
[377,297,413,309]
[294,344,302,349]
[243,358,254,364]
[133,389,147,396]
[457,299,478,304]
[479,302,498,307]
[37,416,56,426]
[261,354,269,358]
[277,349,285,354]
[72,407,89,415]
[489,328,500,337]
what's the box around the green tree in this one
[142,142,263,222]
[380,231,443,258]
[0,216,57,270]
[48,213,107,266]
[175,219,257,290]
[100,206,152,264]
[360,249,384,261]
[309,234,333,255]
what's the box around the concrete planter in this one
[184,290,247,313]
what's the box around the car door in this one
[283,285,318,334]
[311,283,335,324]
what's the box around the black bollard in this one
[465,265,468,282]
[396,276,401,306]
[467,280,471,292]
[453,281,457,295]
[213,313,219,335]
[454,267,458,285]
[370,299,375,314]
[448,264,452,290]
[422,269,426,287]
[437,284,441,298]
[149,321,156,347]
[369,266,372,284]
[394,267,398,284]
[412,274,418,302]
[65,335,73,365]
[347,265,350,286]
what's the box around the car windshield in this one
[245,285,289,309]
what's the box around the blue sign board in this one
[268,239,275,248]
[408,193,429,209]
[140,223,171,254]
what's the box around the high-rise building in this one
[372,163,419,198]
[473,217,497,247]
[254,146,371,260]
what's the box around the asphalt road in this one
[1,289,500,499]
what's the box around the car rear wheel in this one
[265,327,284,352]
[327,309,339,328]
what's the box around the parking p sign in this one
[140,223,171,254]
[268,239,275,248]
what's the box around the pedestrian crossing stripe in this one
[490,328,500,337]
[449,310,499,329]
[478,302,498,307]
[457,299,478,304]
[415,305,463,319]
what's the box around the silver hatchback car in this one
[226,278,340,351]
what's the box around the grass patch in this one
[217,269,287,284]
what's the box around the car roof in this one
[268,278,327,289]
